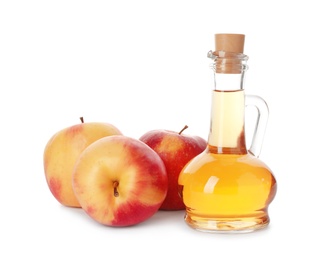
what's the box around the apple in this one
[72,135,168,227]
[139,125,207,210]
[43,117,122,207]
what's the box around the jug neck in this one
[208,50,248,91]
[207,50,248,154]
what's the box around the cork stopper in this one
[215,33,245,53]
[213,33,246,74]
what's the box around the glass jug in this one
[178,34,277,233]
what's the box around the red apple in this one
[72,135,168,227]
[43,117,122,207]
[139,125,207,210]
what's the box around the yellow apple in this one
[72,135,168,227]
[43,117,122,207]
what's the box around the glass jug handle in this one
[245,95,269,157]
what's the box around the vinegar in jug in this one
[178,34,277,233]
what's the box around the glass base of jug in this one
[184,213,270,233]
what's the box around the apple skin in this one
[72,135,168,227]
[43,119,122,207]
[139,126,207,210]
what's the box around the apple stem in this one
[113,181,119,197]
[80,117,84,123]
[179,125,188,135]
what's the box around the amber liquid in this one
[178,90,277,233]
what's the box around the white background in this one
[1,0,319,259]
